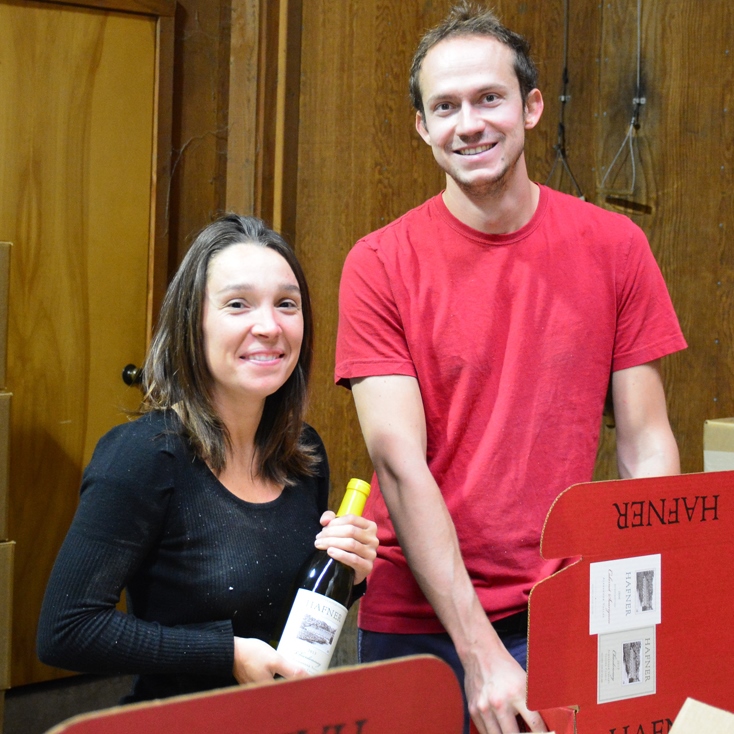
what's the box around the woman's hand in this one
[314,512,378,585]
[232,637,307,684]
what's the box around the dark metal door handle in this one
[122,364,143,386]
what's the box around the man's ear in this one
[416,111,431,145]
[524,88,544,130]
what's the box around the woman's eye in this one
[228,299,248,310]
[278,299,299,310]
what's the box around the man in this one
[335,4,686,734]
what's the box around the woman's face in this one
[202,243,304,407]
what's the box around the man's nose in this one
[455,102,484,137]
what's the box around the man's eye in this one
[435,102,453,113]
[484,94,498,103]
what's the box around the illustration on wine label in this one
[276,589,349,674]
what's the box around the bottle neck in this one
[336,478,371,517]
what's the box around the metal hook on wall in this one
[545,0,585,199]
[598,0,652,214]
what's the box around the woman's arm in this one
[37,479,234,677]
[37,420,235,678]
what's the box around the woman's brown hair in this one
[141,214,316,484]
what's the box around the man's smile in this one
[455,143,496,156]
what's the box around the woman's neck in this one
[211,393,283,503]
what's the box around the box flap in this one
[670,698,734,733]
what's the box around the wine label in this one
[276,589,349,675]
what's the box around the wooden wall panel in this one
[167,0,232,263]
[635,0,734,473]
[587,0,734,477]
[294,1,445,500]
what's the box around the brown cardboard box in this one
[0,243,10,391]
[0,541,14,692]
[0,392,10,541]
[704,417,734,472]
[670,698,734,733]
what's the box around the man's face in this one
[415,35,543,198]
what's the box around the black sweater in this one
[38,411,329,701]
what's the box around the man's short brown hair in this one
[409,2,539,119]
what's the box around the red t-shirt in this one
[335,186,687,634]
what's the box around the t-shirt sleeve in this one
[612,225,687,371]
[37,420,234,677]
[335,238,417,387]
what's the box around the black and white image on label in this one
[622,639,642,684]
[635,569,655,613]
[296,614,337,648]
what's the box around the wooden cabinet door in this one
[0,0,172,686]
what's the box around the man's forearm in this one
[373,462,500,655]
[617,419,681,478]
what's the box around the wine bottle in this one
[274,477,371,675]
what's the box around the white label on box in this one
[598,626,656,703]
[276,589,348,675]
[589,554,661,634]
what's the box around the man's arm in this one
[612,359,680,478]
[351,375,547,734]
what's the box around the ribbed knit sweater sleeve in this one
[37,414,234,678]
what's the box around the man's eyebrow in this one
[426,83,511,106]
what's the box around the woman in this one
[37,214,378,702]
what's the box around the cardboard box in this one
[0,392,10,541]
[0,541,14,692]
[527,471,734,733]
[39,656,463,734]
[704,417,734,471]
[670,697,734,733]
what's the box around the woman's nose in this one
[252,306,282,336]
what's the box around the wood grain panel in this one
[226,0,261,217]
[167,0,232,264]
[0,1,155,684]
[294,1,446,503]
[593,0,734,475]
[646,0,734,472]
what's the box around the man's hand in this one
[463,639,547,733]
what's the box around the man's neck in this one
[442,176,540,235]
